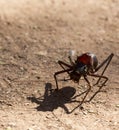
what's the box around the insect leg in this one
[57,60,73,79]
[65,77,92,113]
[79,76,92,106]
[95,53,114,84]
[58,60,72,70]
[54,68,72,90]
[87,73,108,101]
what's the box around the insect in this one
[54,52,114,106]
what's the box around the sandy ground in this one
[0,0,119,130]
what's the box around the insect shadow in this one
[27,83,85,114]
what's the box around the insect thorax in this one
[76,52,98,71]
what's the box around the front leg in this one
[54,68,72,90]
[79,76,92,106]
[58,60,72,70]
[68,76,92,112]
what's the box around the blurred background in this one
[0,0,119,130]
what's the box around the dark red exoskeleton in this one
[54,52,114,106]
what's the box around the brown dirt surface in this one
[0,0,119,130]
